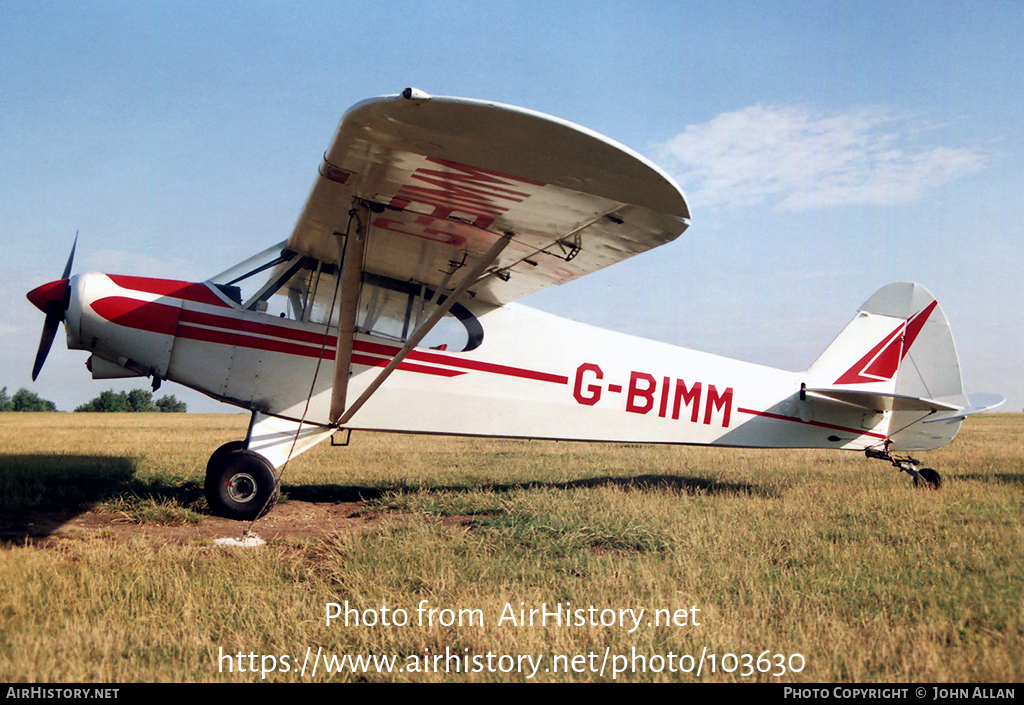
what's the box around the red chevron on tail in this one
[833,300,937,385]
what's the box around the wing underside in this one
[286,91,690,305]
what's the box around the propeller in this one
[26,234,77,381]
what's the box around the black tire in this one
[206,440,246,475]
[915,467,942,489]
[204,449,280,520]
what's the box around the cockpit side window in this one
[208,244,482,352]
[355,273,483,352]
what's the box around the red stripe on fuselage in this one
[176,322,330,360]
[94,290,567,385]
[736,407,887,440]
[181,310,567,385]
[350,354,465,378]
[179,308,331,347]
[106,275,231,307]
[91,297,180,335]
[354,340,569,384]
[174,325,463,377]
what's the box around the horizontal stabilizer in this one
[923,392,1005,423]
[805,388,962,414]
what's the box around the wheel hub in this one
[226,473,258,503]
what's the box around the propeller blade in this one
[28,234,78,381]
[31,306,62,381]
[61,232,78,281]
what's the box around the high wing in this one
[285,89,690,306]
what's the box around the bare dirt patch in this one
[1,500,390,546]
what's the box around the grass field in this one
[1,412,1022,682]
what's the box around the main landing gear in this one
[204,441,281,520]
[865,446,942,489]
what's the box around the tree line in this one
[0,387,186,413]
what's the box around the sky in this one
[2,0,1021,416]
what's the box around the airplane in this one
[26,88,1004,521]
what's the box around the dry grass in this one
[0,412,1021,682]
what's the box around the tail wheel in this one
[204,448,280,520]
[914,467,942,489]
[866,448,942,490]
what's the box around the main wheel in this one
[204,449,280,520]
[914,467,942,489]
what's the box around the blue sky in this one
[2,0,1021,414]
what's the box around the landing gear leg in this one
[866,446,942,489]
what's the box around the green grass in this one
[0,412,1021,682]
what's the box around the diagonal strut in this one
[334,231,512,427]
[328,203,369,424]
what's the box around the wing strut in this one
[333,231,513,427]
[329,201,369,424]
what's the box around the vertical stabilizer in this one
[806,283,965,450]
[861,283,962,403]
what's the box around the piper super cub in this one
[27,88,1003,520]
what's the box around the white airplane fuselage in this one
[59,269,897,455]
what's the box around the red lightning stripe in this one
[106,276,231,307]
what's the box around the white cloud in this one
[659,105,987,211]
